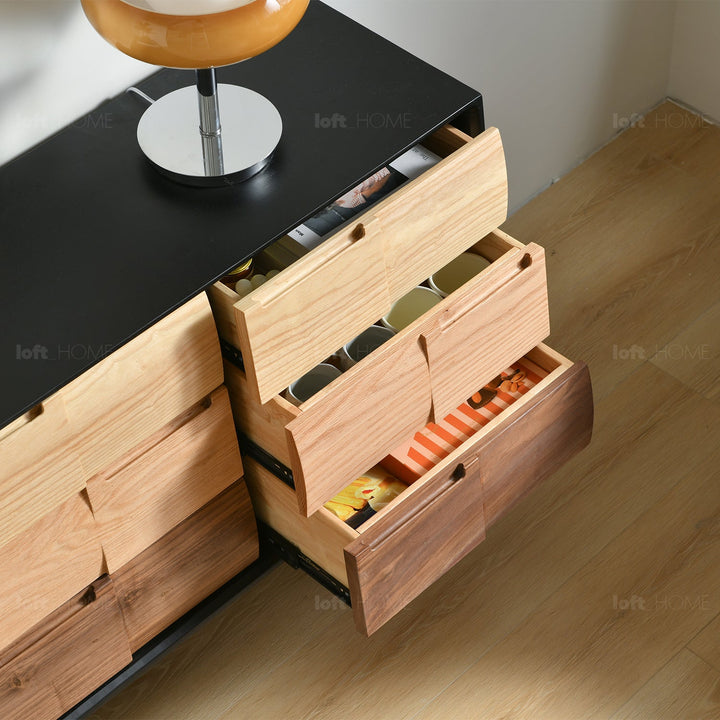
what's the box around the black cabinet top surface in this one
[0,0,481,428]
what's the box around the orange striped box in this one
[382,358,549,483]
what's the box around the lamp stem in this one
[196,68,224,176]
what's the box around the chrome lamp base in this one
[136,70,282,187]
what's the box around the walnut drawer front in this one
[225,229,550,517]
[0,577,132,720]
[111,481,259,652]
[86,386,244,573]
[0,393,87,548]
[243,345,594,635]
[208,125,509,406]
[61,292,224,477]
[0,492,105,650]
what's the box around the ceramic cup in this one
[339,325,396,371]
[429,252,491,298]
[284,363,341,406]
[381,286,442,332]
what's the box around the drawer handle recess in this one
[452,463,467,482]
[351,223,366,241]
[520,253,533,270]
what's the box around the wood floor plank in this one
[609,649,720,720]
[503,103,720,401]
[650,301,720,403]
[688,614,720,674]
[413,457,720,720]
[87,566,351,720]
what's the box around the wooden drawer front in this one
[62,293,223,477]
[112,481,259,652]
[231,230,549,517]
[421,238,550,420]
[0,577,132,720]
[210,125,508,405]
[242,346,593,635]
[345,355,593,634]
[0,393,87,547]
[86,386,244,573]
[0,493,105,650]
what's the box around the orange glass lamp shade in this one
[80,0,309,69]
[80,0,310,185]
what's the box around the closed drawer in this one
[225,229,550,517]
[0,492,105,649]
[111,481,259,652]
[62,292,224,477]
[86,386,244,573]
[244,344,594,635]
[0,576,132,720]
[0,393,87,547]
[208,124,509,405]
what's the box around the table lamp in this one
[81,0,309,185]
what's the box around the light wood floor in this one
[89,100,720,720]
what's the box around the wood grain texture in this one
[0,576,132,720]
[223,358,298,468]
[215,125,507,405]
[243,457,356,586]
[62,293,223,476]
[345,357,592,636]
[650,300,720,403]
[502,101,720,402]
[112,481,259,652]
[287,328,432,516]
[377,126,508,300]
[346,455,486,636]
[421,241,550,420]
[86,387,243,573]
[235,217,391,404]
[610,649,720,720]
[480,361,593,526]
[688,614,720,673]
[0,392,86,548]
[205,281,241,348]
[415,458,720,720]
[0,492,104,650]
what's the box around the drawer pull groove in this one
[452,463,467,482]
[520,252,533,269]
[351,223,366,241]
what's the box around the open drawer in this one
[207,124,509,405]
[224,229,550,517]
[242,344,594,635]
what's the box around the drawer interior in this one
[207,124,508,405]
[228,227,549,516]
[245,343,574,584]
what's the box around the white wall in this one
[668,1,720,121]
[328,0,677,210]
[0,0,703,211]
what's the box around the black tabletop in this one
[0,0,482,429]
